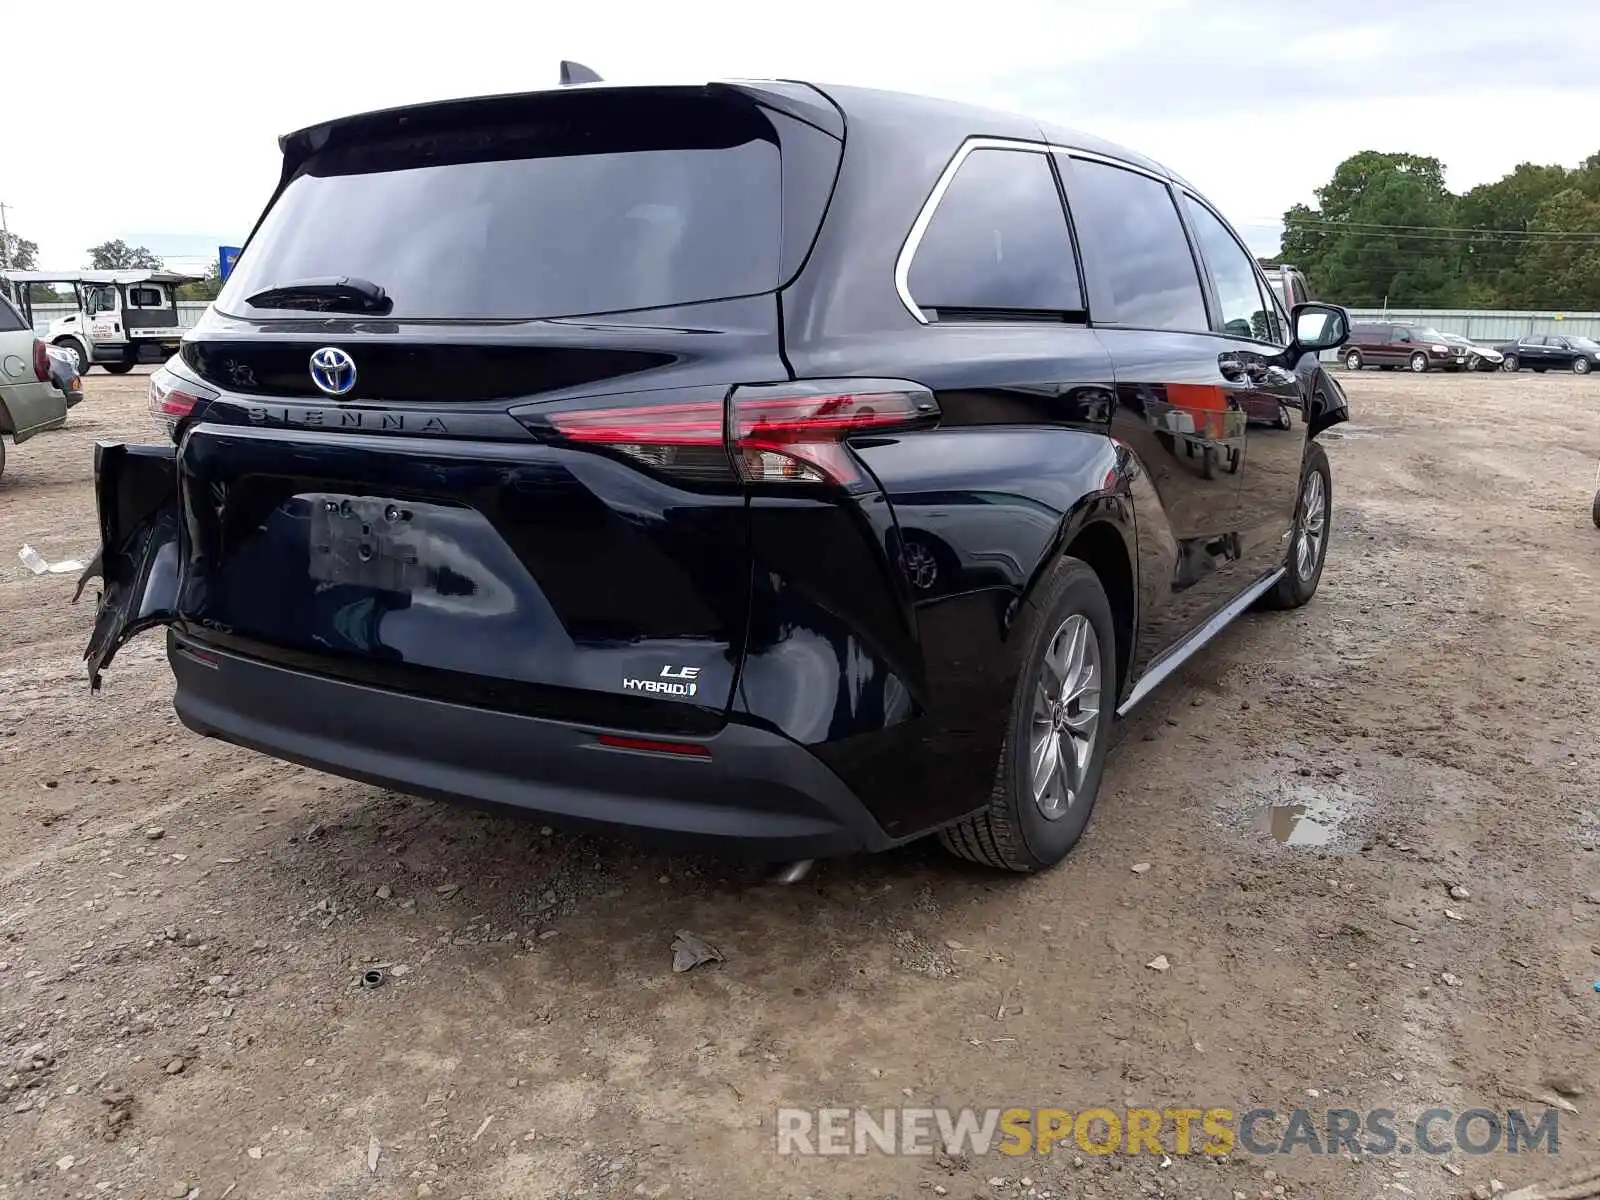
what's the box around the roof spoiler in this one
[559,61,603,86]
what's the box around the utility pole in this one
[0,201,12,270]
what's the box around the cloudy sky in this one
[5,0,1598,272]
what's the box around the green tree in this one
[1506,189,1600,310]
[1456,163,1572,297]
[1,232,38,270]
[86,239,164,270]
[1282,149,1600,309]
[1282,152,1460,307]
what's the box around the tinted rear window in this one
[907,147,1082,313]
[218,94,783,320]
[1064,157,1207,332]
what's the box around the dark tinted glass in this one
[218,97,783,320]
[1066,158,1206,331]
[0,295,26,333]
[907,148,1081,312]
[1183,196,1280,343]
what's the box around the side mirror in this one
[1289,302,1349,355]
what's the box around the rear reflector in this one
[545,378,937,489]
[595,734,712,758]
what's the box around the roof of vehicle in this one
[0,269,202,285]
[279,77,1185,186]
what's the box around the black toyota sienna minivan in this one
[86,77,1349,872]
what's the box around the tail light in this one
[32,339,48,382]
[149,363,217,421]
[543,379,937,490]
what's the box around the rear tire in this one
[102,362,135,375]
[0,436,6,479]
[1593,490,1600,529]
[1260,441,1331,610]
[939,557,1116,873]
[1409,352,1429,373]
[1344,349,1363,370]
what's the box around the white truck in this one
[0,269,200,375]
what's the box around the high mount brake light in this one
[545,380,937,488]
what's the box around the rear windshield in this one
[218,93,783,320]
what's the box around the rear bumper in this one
[168,633,893,860]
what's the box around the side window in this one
[89,287,118,313]
[1183,195,1280,343]
[1063,157,1207,331]
[0,295,27,334]
[906,148,1082,314]
[1389,327,1412,343]
[128,286,164,308]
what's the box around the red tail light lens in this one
[149,364,217,421]
[595,734,711,758]
[542,379,937,489]
[547,399,731,481]
[32,339,49,382]
[729,382,936,488]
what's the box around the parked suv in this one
[1342,322,1470,372]
[81,79,1348,873]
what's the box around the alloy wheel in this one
[1296,470,1327,582]
[1028,614,1102,820]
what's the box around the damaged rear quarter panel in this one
[81,442,182,688]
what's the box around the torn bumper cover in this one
[80,442,182,689]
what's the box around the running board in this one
[1115,568,1285,718]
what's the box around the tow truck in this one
[0,269,201,375]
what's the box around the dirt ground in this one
[2,367,1599,1200]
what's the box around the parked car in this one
[79,77,1350,874]
[1494,334,1600,374]
[1438,333,1502,372]
[0,291,72,478]
[46,345,85,407]
[1341,322,1471,372]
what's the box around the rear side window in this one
[906,148,1082,313]
[0,295,26,333]
[1183,195,1282,344]
[1065,158,1207,332]
[128,286,164,307]
[219,94,784,320]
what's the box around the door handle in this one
[1218,355,1262,383]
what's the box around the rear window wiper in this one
[244,276,392,314]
